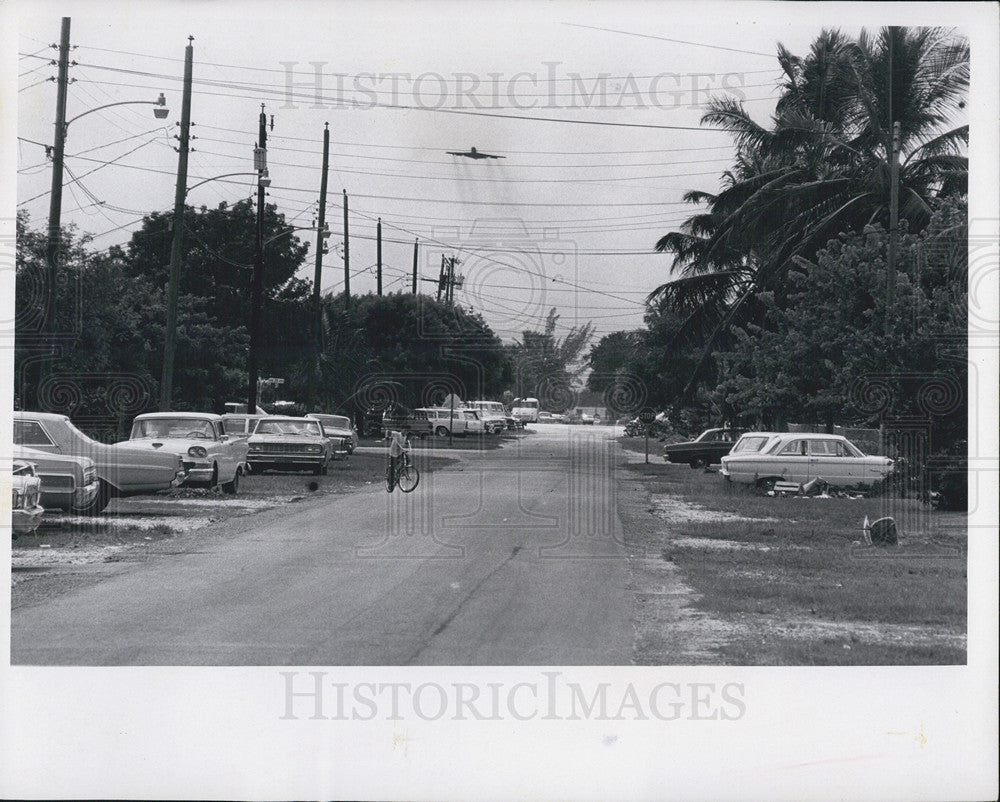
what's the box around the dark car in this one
[663,428,746,468]
[381,405,434,439]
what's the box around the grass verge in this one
[620,447,967,665]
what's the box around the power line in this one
[563,23,778,58]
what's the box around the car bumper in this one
[74,479,101,507]
[13,504,45,534]
[248,454,325,465]
[181,460,215,483]
[170,469,189,487]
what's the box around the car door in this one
[807,439,843,483]
[773,438,810,482]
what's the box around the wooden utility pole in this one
[160,36,194,411]
[376,217,382,295]
[310,122,330,407]
[437,254,446,301]
[247,104,268,413]
[411,238,418,294]
[37,17,72,406]
[342,189,350,308]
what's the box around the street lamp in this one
[39,88,169,407]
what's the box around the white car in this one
[13,445,101,513]
[720,432,894,489]
[12,460,45,535]
[466,401,508,434]
[416,407,468,438]
[461,409,485,435]
[121,412,247,494]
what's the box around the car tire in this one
[209,463,219,489]
[690,459,706,469]
[72,478,112,516]
[221,468,240,495]
[435,426,449,438]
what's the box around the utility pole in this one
[411,238,418,294]
[437,254,446,302]
[886,120,900,335]
[247,104,268,413]
[376,217,382,295]
[447,256,455,305]
[310,122,330,408]
[159,36,194,411]
[342,189,350,308]
[39,17,71,404]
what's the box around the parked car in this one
[719,432,894,489]
[11,460,45,535]
[416,407,468,438]
[220,413,268,438]
[504,414,524,431]
[122,412,247,493]
[13,411,187,514]
[247,416,332,475]
[664,428,747,468]
[461,409,485,435]
[13,445,101,513]
[306,413,358,454]
[381,405,434,439]
[537,411,566,423]
[580,412,595,425]
[466,401,508,434]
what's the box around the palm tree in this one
[650,26,968,389]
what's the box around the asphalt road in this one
[11,424,633,665]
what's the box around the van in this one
[511,397,539,423]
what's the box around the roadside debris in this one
[766,477,867,499]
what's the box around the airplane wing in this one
[446,151,466,157]
[484,154,506,159]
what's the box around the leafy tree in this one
[299,292,513,419]
[650,26,968,390]
[507,308,593,411]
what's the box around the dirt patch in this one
[652,496,784,524]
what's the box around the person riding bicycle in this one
[387,429,411,477]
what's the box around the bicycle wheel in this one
[385,461,396,493]
[398,462,419,493]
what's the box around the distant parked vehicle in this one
[416,407,468,438]
[123,412,247,494]
[720,432,894,489]
[13,411,187,514]
[511,397,540,423]
[306,413,358,454]
[11,460,44,535]
[466,401,508,434]
[248,416,332,475]
[663,428,747,468]
[381,405,434,439]
[220,413,268,438]
[537,411,566,423]
[13,445,101,513]
[461,409,485,435]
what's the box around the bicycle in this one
[385,432,419,493]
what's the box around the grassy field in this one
[618,437,967,665]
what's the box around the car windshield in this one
[322,416,350,429]
[255,420,321,436]
[132,418,215,439]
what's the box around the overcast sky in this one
[10,1,968,343]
